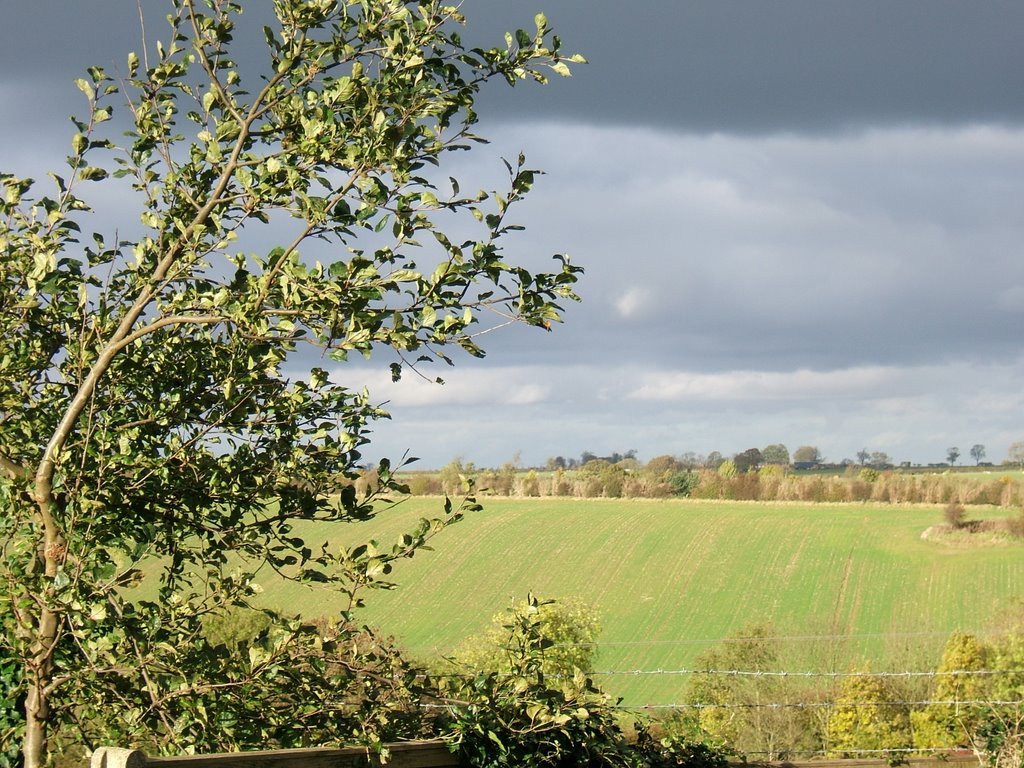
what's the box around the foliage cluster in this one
[444,597,601,680]
[664,623,1024,765]
[438,596,730,768]
[0,648,23,768]
[0,1,584,765]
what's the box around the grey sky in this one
[2,2,1022,467]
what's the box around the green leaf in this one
[388,269,420,283]
[75,78,95,100]
[551,61,572,78]
[79,167,108,182]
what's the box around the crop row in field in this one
[250,497,1024,707]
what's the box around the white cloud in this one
[614,286,651,319]
[343,366,553,408]
[625,366,905,403]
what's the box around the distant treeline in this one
[390,458,1024,507]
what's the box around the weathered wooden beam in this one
[92,742,981,768]
[733,756,978,768]
[91,742,459,768]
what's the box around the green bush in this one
[0,647,24,768]
[858,467,880,483]
[669,471,700,498]
[944,502,968,529]
[684,624,818,759]
[828,669,912,757]
[442,596,730,768]
[442,595,632,768]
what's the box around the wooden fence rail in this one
[91,741,982,768]
[90,742,458,768]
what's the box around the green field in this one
[248,497,1024,707]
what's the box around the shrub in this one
[669,471,700,497]
[828,668,912,756]
[685,624,819,759]
[446,597,600,680]
[913,632,989,750]
[945,501,968,529]
[633,725,732,768]
[442,596,731,768]
[850,480,872,502]
[521,470,541,497]
[803,477,827,502]
[859,467,880,483]
[0,646,24,768]
[1006,511,1024,539]
[442,595,629,768]
[725,473,761,501]
[603,469,625,498]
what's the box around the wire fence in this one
[612,699,1024,711]
[589,667,1024,678]
[428,666,1024,681]
[420,631,1024,759]
[423,662,1024,758]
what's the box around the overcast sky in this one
[3,2,1024,468]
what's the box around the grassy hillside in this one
[247,497,1024,707]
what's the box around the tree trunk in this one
[23,647,51,768]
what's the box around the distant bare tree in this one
[1009,441,1024,469]
[970,444,986,465]
[869,451,892,468]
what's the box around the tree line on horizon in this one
[395,453,1024,513]
[537,442,1016,474]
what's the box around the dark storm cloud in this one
[461,124,1024,375]
[5,2,1024,135]
[463,1,1024,132]
[5,2,1024,467]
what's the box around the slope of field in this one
[249,497,1024,707]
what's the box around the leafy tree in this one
[443,595,615,768]
[948,446,961,466]
[439,457,476,496]
[761,444,790,466]
[912,632,989,750]
[442,595,725,768]
[971,444,987,465]
[445,596,600,682]
[646,455,682,477]
[546,456,568,471]
[979,631,1024,768]
[827,668,911,756]
[793,445,822,464]
[704,451,725,470]
[686,624,815,759]
[669,470,700,497]
[733,448,763,474]
[0,2,582,765]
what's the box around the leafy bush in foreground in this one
[442,595,727,768]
